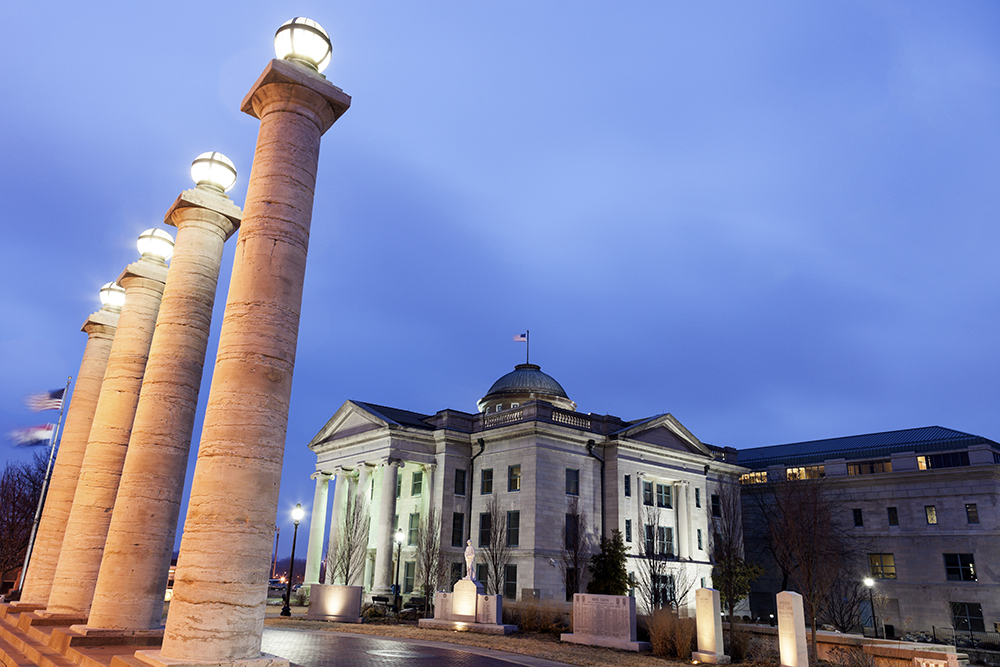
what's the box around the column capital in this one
[310,471,332,481]
[380,457,404,468]
[82,308,120,338]
[165,187,243,241]
[119,257,169,287]
[422,462,437,473]
[241,59,351,134]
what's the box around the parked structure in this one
[306,362,744,613]
[739,426,1000,634]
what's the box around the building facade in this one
[739,426,1000,635]
[305,363,745,613]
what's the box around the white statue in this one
[465,540,475,579]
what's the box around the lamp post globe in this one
[863,577,878,638]
[274,17,332,73]
[99,282,126,310]
[190,152,237,192]
[280,503,305,617]
[136,228,175,263]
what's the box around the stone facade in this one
[740,427,1000,634]
[307,364,745,615]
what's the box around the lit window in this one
[868,553,896,579]
[944,553,976,582]
[739,471,768,484]
[925,506,937,525]
[508,465,521,492]
[786,465,825,481]
[965,504,979,524]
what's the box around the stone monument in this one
[418,542,516,634]
[777,591,808,667]
[305,584,363,623]
[693,588,730,664]
[561,594,650,652]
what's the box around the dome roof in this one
[484,364,569,398]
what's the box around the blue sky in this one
[1,2,998,549]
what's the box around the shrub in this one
[645,609,696,659]
[726,624,752,662]
[502,600,570,634]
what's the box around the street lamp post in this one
[863,577,878,639]
[394,530,404,612]
[281,504,306,617]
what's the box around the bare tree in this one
[822,571,868,633]
[635,504,673,613]
[327,493,370,586]
[559,498,592,600]
[0,453,47,591]
[480,493,513,596]
[711,482,763,623]
[415,508,451,616]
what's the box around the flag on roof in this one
[10,424,54,447]
[513,333,528,342]
[26,388,65,412]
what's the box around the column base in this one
[70,625,165,638]
[135,649,288,667]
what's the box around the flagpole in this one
[17,375,72,591]
[526,329,530,365]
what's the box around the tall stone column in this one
[421,463,436,519]
[356,462,372,504]
[371,459,400,597]
[152,55,350,664]
[19,302,121,605]
[303,472,331,587]
[324,467,347,584]
[675,482,690,560]
[47,250,171,616]
[87,181,242,631]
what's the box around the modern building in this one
[305,362,745,613]
[739,426,1000,634]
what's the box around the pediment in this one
[618,414,712,458]
[307,401,390,450]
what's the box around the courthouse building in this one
[305,362,745,611]
[739,426,1000,634]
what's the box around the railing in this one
[483,409,523,428]
[477,402,596,432]
[551,410,591,429]
[932,626,1000,650]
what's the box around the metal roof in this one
[482,363,570,399]
[352,401,436,430]
[738,426,999,470]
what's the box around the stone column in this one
[371,459,400,597]
[356,462,372,505]
[87,186,241,630]
[303,472,331,587]
[47,255,170,616]
[19,305,120,605]
[324,467,347,584]
[421,463,436,519]
[153,57,350,664]
[675,482,689,560]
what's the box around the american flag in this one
[513,333,528,342]
[25,388,66,412]
[10,424,54,447]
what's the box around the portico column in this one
[88,173,242,631]
[19,302,120,605]
[422,463,436,518]
[303,472,331,587]
[356,462,372,504]
[47,241,172,616]
[371,459,401,597]
[324,467,347,584]
[151,32,350,666]
[675,482,690,560]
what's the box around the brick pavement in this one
[261,628,574,667]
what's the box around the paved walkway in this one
[261,628,574,667]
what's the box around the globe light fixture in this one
[291,504,306,524]
[136,228,175,262]
[99,282,126,309]
[274,18,332,73]
[190,152,237,192]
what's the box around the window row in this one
[460,467,579,495]
[395,471,424,498]
[621,519,704,553]
[853,503,979,527]
[624,475,712,514]
[867,552,977,582]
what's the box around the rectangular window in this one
[868,553,896,579]
[944,553,977,582]
[785,465,825,481]
[411,471,423,496]
[478,513,491,547]
[643,481,654,506]
[508,465,521,492]
[455,468,466,496]
[697,528,703,550]
[950,602,985,632]
[887,507,898,526]
[656,483,672,508]
[476,563,487,585]
[847,459,892,475]
[624,474,631,497]
[566,469,580,496]
[966,503,979,524]
[695,488,701,507]
[925,505,938,525]
[918,452,971,470]
[657,526,673,556]
[396,474,402,498]
[504,564,517,600]
[644,524,655,555]
[739,472,768,485]
[853,508,864,527]
[711,494,721,518]
[452,512,464,547]
[565,513,579,549]
[507,510,520,547]
[408,512,420,545]
[481,469,493,495]
[624,519,632,543]
[404,561,415,593]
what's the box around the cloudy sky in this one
[1,2,998,549]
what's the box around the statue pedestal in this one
[418,577,516,635]
[450,578,483,623]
